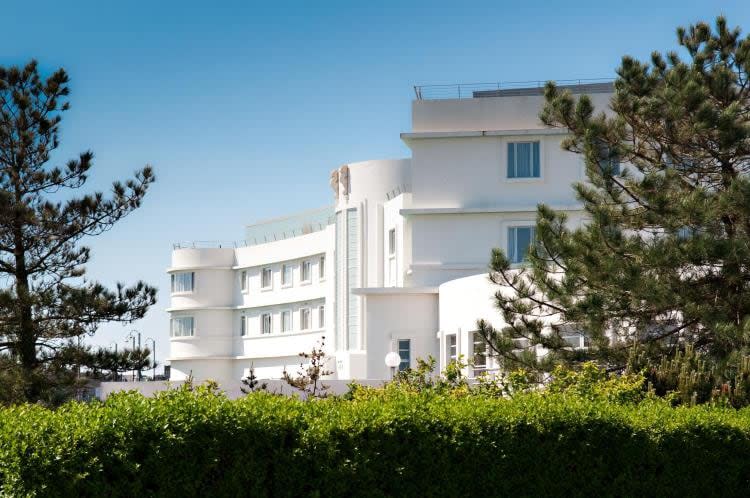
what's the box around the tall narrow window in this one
[261,268,273,289]
[597,141,621,176]
[281,310,291,332]
[318,305,325,328]
[507,141,541,178]
[240,271,247,292]
[388,228,397,286]
[398,339,411,371]
[240,315,246,336]
[260,313,272,334]
[282,264,293,287]
[508,226,536,264]
[472,331,487,376]
[319,255,326,280]
[447,335,457,364]
[301,260,312,283]
[171,272,194,293]
[170,316,194,337]
[300,308,311,330]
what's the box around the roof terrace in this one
[413,79,614,100]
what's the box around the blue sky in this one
[3,0,749,368]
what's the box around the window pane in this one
[171,316,194,337]
[172,272,194,293]
[398,339,411,371]
[282,265,292,286]
[507,142,516,178]
[516,142,531,177]
[241,271,247,291]
[509,226,535,264]
[319,305,325,328]
[301,308,310,330]
[262,268,272,288]
[448,335,457,362]
[281,311,291,332]
[473,332,487,370]
[388,229,396,255]
[302,261,311,281]
[240,316,246,336]
[319,256,325,279]
[261,314,272,334]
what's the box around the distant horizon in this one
[3,0,748,370]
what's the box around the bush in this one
[1,384,750,497]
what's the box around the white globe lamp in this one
[385,351,401,379]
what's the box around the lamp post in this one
[125,330,141,381]
[385,351,401,380]
[145,338,156,380]
[109,341,119,381]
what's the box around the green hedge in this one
[1,387,750,497]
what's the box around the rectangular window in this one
[301,260,312,282]
[473,331,487,375]
[507,141,541,178]
[281,310,291,332]
[260,313,272,334]
[170,316,194,337]
[398,339,411,371]
[171,272,194,293]
[447,335,457,363]
[261,268,273,289]
[508,226,536,264]
[388,228,397,286]
[597,142,621,176]
[318,305,325,328]
[319,255,326,280]
[300,308,311,330]
[240,271,247,292]
[240,315,246,336]
[282,264,293,287]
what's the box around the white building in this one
[167,81,614,384]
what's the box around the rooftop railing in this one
[172,206,336,250]
[413,78,614,100]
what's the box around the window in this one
[240,271,247,292]
[508,226,536,264]
[447,335,457,364]
[319,255,326,280]
[555,325,590,350]
[597,143,621,176]
[282,264,293,287]
[170,316,194,337]
[398,339,411,371]
[171,272,194,293]
[318,305,325,328]
[473,332,487,376]
[300,308,311,330]
[240,315,246,336]
[260,313,272,334]
[281,310,291,332]
[388,228,397,286]
[261,268,273,289]
[507,141,541,178]
[301,260,312,282]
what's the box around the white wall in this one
[408,135,584,209]
[411,92,612,132]
[362,292,438,379]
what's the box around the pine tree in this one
[481,17,750,375]
[0,61,156,403]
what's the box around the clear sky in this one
[3,0,749,369]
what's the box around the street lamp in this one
[145,338,156,380]
[109,341,119,381]
[125,330,141,381]
[385,351,401,380]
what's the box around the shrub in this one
[1,385,750,496]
